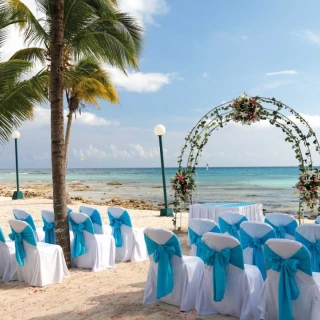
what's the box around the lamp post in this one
[154,124,173,217]
[12,131,23,200]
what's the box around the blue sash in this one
[42,218,55,244]
[315,220,320,225]
[0,227,5,242]
[202,243,244,301]
[218,216,247,241]
[108,211,132,247]
[265,219,297,239]
[67,207,73,214]
[188,225,220,259]
[9,225,37,266]
[89,209,103,226]
[144,234,182,299]
[295,232,320,272]
[240,229,275,280]
[14,214,36,231]
[264,245,312,320]
[70,217,94,258]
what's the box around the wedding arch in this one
[171,94,320,227]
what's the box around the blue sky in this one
[1,0,320,169]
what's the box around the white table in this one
[189,202,264,222]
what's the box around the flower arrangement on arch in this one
[231,93,262,125]
[295,169,320,211]
[171,170,195,201]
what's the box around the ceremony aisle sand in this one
[0,197,236,320]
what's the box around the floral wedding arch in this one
[172,94,320,228]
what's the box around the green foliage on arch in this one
[172,94,320,229]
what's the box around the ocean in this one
[0,166,315,213]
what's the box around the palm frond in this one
[10,47,47,64]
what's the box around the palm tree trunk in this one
[65,111,73,167]
[50,0,71,267]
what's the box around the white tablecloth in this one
[189,202,264,222]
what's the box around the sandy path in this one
[0,198,235,320]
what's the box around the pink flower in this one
[177,174,184,181]
[251,99,257,105]
[251,114,258,120]
[312,198,318,203]
[232,101,238,107]
[315,177,319,182]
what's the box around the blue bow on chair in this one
[89,209,103,226]
[265,245,312,320]
[265,219,297,239]
[9,226,37,266]
[14,214,36,231]
[108,211,132,247]
[202,243,244,302]
[70,217,94,258]
[0,227,5,243]
[295,232,320,272]
[240,229,275,279]
[219,216,247,241]
[188,226,220,260]
[42,218,55,244]
[144,234,182,299]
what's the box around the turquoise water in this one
[0,167,316,212]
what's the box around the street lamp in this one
[12,131,23,200]
[154,124,173,217]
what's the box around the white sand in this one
[0,197,236,320]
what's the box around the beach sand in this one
[0,197,236,320]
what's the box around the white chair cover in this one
[295,224,320,272]
[195,233,263,319]
[0,227,17,282]
[218,212,248,241]
[143,227,204,311]
[188,218,220,258]
[8,219,69,287]
[258,239,320,320]
[79,205,112,235]
[264,212,297,239]
[13,209,45,242]
[69,212,115,271]
[240,221,276,279]
[107,207,148,262]
[41,209,74,244]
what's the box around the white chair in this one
[315,216,320,225]
[8,219,69,287]
[188,218,220,259]
[264,213,297,239]
[41,210,74,244]
[258,239,320,320]
[107,207,148,262]
[295,224,320,272]
[218,212,248,241]
[195,233,263,319]
[79,205,112,235]
[69,212,115,271]
[143,227,204,311]
[240,221,276,280]
[0,227,17,282]
[13,209,45,242]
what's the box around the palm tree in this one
[65,57,119,164]
[7,0,143,262]
[49,0,71,267]
[0,0,46,144]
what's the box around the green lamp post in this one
[12,130,23,200]
[154,124,173,217]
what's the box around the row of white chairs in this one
[144,227,320,320]
[0,206,148,286]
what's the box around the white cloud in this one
[110,68,172,92]
[265,70,298,76]
[295,30,320,45]
[118,0,169,25]
[23,107,120,128]
[289,113,320,129]
[129,144,159,158]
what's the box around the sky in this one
[1,0,320,169]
